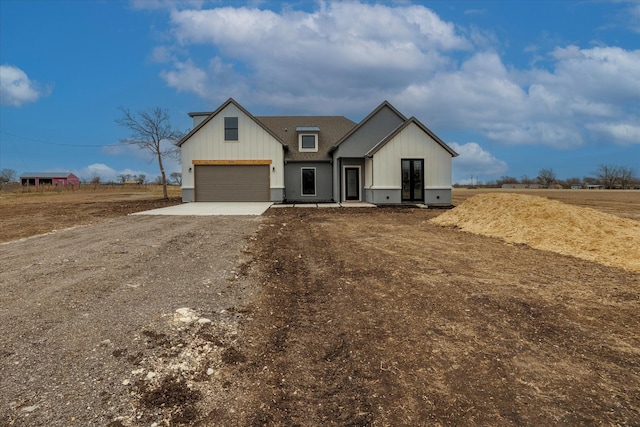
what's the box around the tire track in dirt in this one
[237,210,377,426]
[229,207,640,426]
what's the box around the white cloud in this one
[449,142,508,183]
[149,46,177,64]
[160,60,209,94]
[76,163,119,182]
[75,163,166,183]
[542,46,640,105]
[152,2,640,149]
[161,2,470,111]
[0,65,49,107]
[617,2,640,33]
[586,122,640,145]
[398,46,639,148]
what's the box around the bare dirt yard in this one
[0,186,182,244]
[1,189,639,426]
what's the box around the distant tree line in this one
[0,168,182,188]
[459,164,638,189]
[116,173,147,184]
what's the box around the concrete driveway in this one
[131,202,273,216]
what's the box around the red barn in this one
[20,172,80,187]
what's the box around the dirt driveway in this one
[1,192,639,426]
[1,214,261,426]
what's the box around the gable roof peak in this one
[178,98,286,147]
[366,116,458,157]
[328,100,408,153]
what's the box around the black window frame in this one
[298,133,318,152]
[301,167,316,196]
[225,117,238,141]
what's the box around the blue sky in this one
[1,0,639,185]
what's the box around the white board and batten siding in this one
[367,122,452,189]
[181,103,285,201]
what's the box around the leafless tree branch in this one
[116,107,184,199]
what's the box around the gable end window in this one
[225,117,238,141]
[299,134,318,152]
[301,168,316,196]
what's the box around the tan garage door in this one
[195,165,270,202]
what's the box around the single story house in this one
[178,98,458,206]
[20,172,80,187]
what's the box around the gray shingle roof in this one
[256,116,356,161]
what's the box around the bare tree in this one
[116,107,183,199]
[0,168,17,188]
[618,166,635,189]
[583,176,599,186]
[537,168,556,188]
[117,173,131,183]
[169,172,182,185]
[520,175,533,185]
[496,176,519,186]
[595,164,620,189]
[89,172,102,185]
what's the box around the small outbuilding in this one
[20,172,80,187]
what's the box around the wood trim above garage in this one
[193,160,272,165]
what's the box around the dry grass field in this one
[1,188,638,426]
[0,185,182,243]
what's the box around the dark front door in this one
[401,159,424,202]
[345,167,359,200]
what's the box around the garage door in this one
[195,165,270,202]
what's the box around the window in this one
[298,134,318,152]
[225,117,238,141]
[301,168,316,196]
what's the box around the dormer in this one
[297,126,320,152]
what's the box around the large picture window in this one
[301,168,316,196]
[225,117,238,141]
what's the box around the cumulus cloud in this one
[76,163,119,182]
[152,2,640,148]
[0,65,49,107]
[399,46,640,148]
[449,142,508,183]
[160,60,209,94]
[160,2,470,112]
[75,163,164,183]
[586,122,640,145]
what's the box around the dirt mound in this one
[432,193,640,272]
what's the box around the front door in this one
[401,159,424,202]
[345,167,360,201]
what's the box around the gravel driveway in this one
[0,215,261,426]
